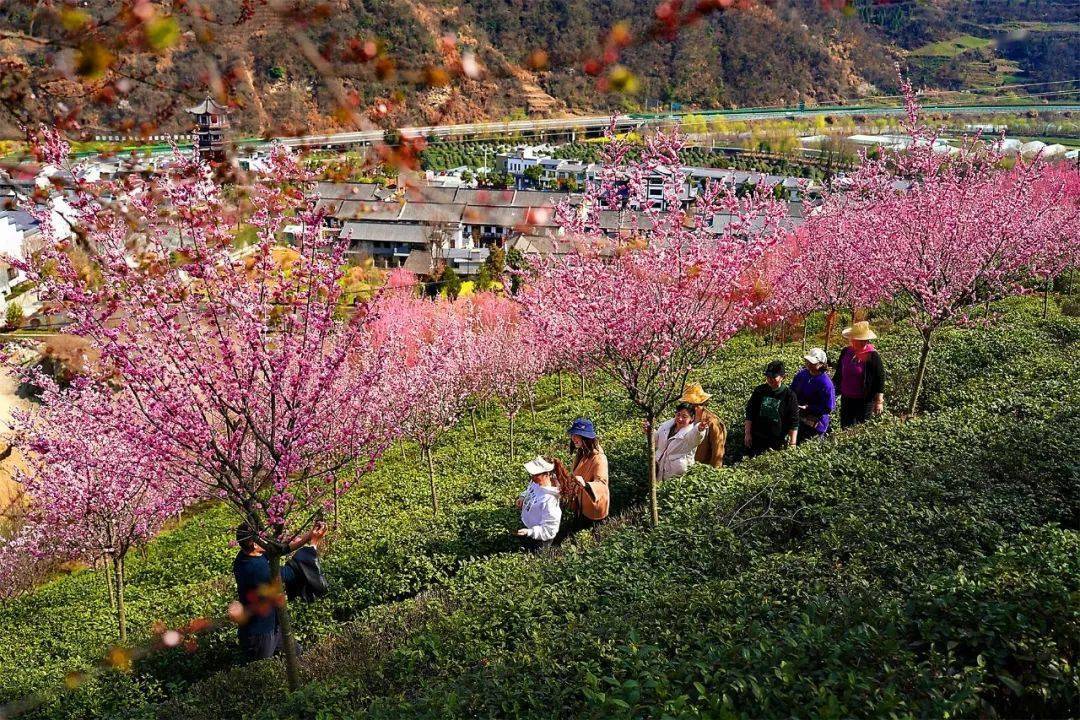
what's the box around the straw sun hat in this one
[679,383,712,404]
[841,321,877,341]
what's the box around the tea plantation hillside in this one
[1,297,1077,719]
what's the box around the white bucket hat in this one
[523,456,555,476]
[803,348,828,366]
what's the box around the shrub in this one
[5,301,24,329]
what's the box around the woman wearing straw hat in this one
[679,383,727,467]
[514,456,562,553]
[832,321,885,428]
[791,348,836,443]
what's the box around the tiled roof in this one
[597,210,655,232]
[453,188,516,205]
[333,201,404,221]
[340,222,431,244]
[403,249,436,275]
[0,210,40,233]
[403,186,459,204]
[462,204,528,228]
[315,182,384,202]
[185,97,230,115]
[397,202,465,224]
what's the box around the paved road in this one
[264,102,1080,150]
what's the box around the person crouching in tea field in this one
[515,456,562,553]
[791,347,836,443]
[233,520,327,662]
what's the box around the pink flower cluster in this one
[520,128,788,421]
[770,78,1080,334]
[5,141,397,578]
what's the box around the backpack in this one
[284,546,329,603]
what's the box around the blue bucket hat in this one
[568,417,596,439]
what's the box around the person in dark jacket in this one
[744,360,799,457]
[833,321,886,428]
[232,521,326,662]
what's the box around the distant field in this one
[1020,135,1080,148]
[910,35,994,58]
[988,21,1080,33]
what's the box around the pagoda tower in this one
[185,96,230,162]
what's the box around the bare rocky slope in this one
[0,0,1074,137]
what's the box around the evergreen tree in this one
[442,265,463,299]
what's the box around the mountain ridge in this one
[0,0,1075,138]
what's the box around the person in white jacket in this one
[514,456,562,552]
[654,403,709,482]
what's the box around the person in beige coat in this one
[680,383,726,467]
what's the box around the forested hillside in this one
[1,0,1076,137]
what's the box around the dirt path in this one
[0,371,28,515]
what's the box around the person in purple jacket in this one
[790,347,836,443]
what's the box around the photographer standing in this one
[232,521,327,662]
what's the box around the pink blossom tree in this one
[520,128,788,525]
[485,318,550,461]
[1023,163,1080,318]
[371,291,478,515]
[818,80,1080,415]
[769,210,890,353]
[12,134,395,689]
[0,378,194,642]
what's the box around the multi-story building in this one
[185,97,231,162]
[0,210,45,299]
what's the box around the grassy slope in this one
[159,298,1078,720]
[909,35,994,58]
[1,297,1077,719]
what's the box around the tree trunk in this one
[470,406,478,441]
[646,415,659,527]
[1043,279,1050,319]
[907,330,933,417]
[780,321,787,347]
[399,440,406,462]
[558,373,564,398]
[104,556,116,611]
[112,554,127,644]
[801,316,808,352]
[579,372,586,403]
[824,309,836,355]
[332,477,339,530]
[508,414,516,461]
[268,553,301,691]
[425,445,439,516]
[529,393,536,422]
